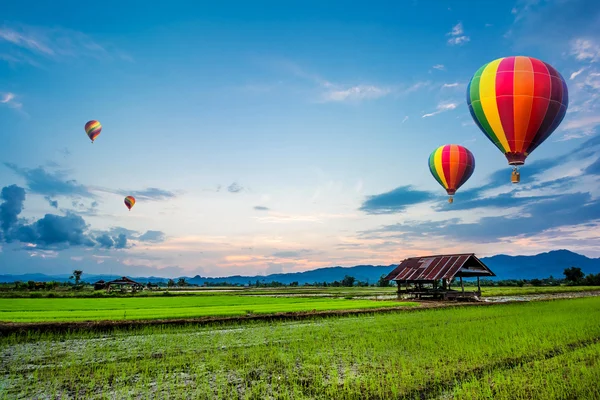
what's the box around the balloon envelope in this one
[124,196,135,210]
[429,144,475,196]
[467,56,568,165]
[85,120,102,142]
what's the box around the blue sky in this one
[1,0,600,278]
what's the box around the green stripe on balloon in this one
[428,151,445,189]
[468,65,505,152]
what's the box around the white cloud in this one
[446,22,470,46]
[448,36,470,45]
[432,64,445,70]
[442,82,459,88]
[555,115,600,141]
[402,116,409,124]
[1,92,15,103]
[322,85,391,102]
[570,68,586,80]
[422,102,458,118]
[570,38,600,63]
[510,0,543,23]
[0,23,130,66]
[0,92,22,109]
[261,58,428,104]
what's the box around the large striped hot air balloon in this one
[467,56,568,183]
[85,120,102,143]
[124,196,135,211]
[429,144,475,204]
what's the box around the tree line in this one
[3,266,600,291]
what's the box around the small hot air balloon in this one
[124,196,135,211]
[429,144,475,204]
[85,120,102,143]
[467,56,568,183]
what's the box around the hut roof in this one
[106,276,144,286]
[384,253,496,282]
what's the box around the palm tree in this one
[71,270,83,286]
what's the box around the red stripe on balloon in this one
[442,145,452,188]
[496,57,516,152]
[455,146,467,188]
[523,59,551,153]
[528,61,564,153]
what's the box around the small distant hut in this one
[93,280,106,290]
[105,276,145,292]
[384,253,496,301]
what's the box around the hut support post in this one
[477,276,481,293]
[460,276,464,293]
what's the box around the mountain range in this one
[1,250,599,285]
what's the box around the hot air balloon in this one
[467,56,568,183]
[429,144,475,204]
[124,196,135,211]
[85,120,102,143]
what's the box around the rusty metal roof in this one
[106,276,144,286]
[384,253,495,281]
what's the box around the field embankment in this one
[1,297,599,399]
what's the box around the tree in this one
[378,274,390,287]
[583,273,600,286]
[167,279,175,288]
[72,270,83,286]
[341,275,356,287]
[563,267,584,284]
[177,277,187,287]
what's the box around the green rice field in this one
[1,297,599,399]
[0,295,417,323]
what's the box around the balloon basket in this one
[511,169,520,184]
[448,197,454,204]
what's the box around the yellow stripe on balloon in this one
[479,59,510,153]
[433,146,448,189]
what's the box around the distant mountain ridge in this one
[1,250,599,284]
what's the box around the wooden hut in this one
[384,253,496,301]
[93,280,106,290]
[105,276,145,292]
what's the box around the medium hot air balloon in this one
[85,120,102,143]
[124,196,135,211]
[467,56,568,183]
[429,144,475,204]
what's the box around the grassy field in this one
[1,297,599,399]
[0,295,417,323]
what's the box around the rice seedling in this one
[1,297,599,399]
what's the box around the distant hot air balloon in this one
[85,120,102,143]
[467,56,568,183]
[124,196,135,211]
[429,144,475,204]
